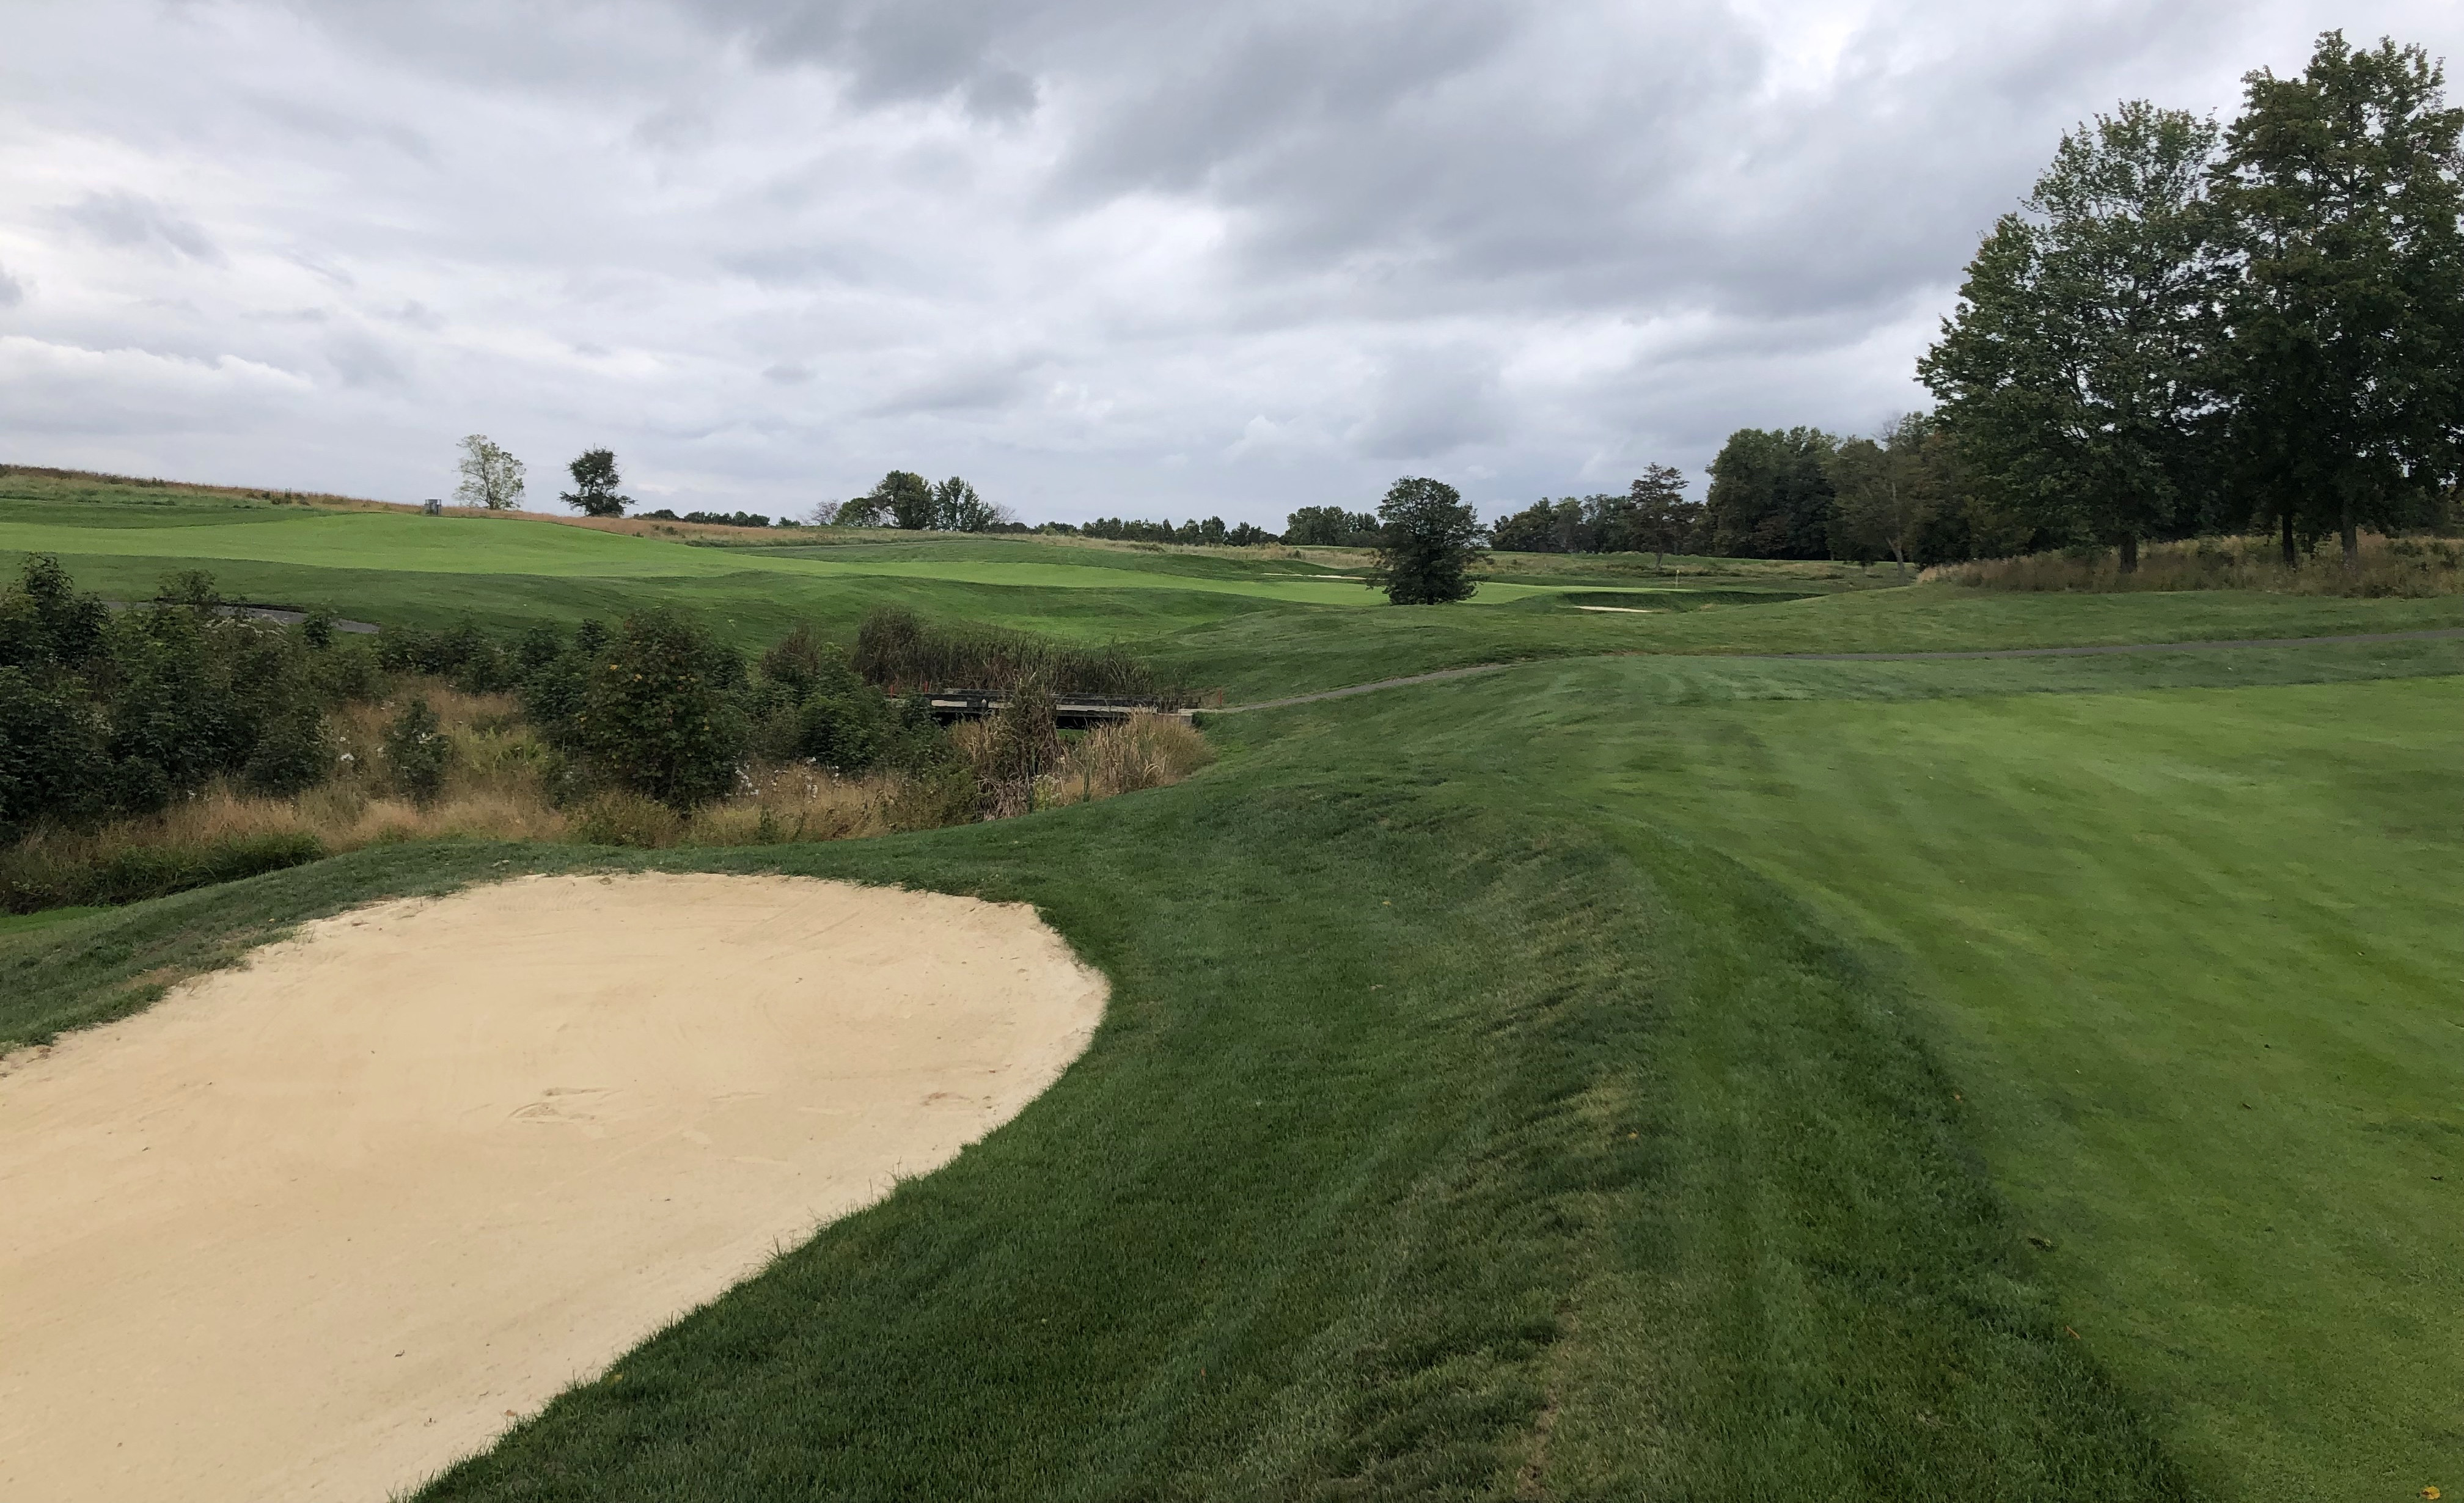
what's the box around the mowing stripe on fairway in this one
[1746,624,2464,660]
[1213,626,2464,711]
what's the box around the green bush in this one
[0,557,367,838]
[538,607,746,810]
[0,667,105,841]
[383,697,452,805]
[377,618,518,693]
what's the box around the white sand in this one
[0,872,1106,1503]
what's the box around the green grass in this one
[9,466,2460,1498]
[1242,649,2462,1501]
[0,905,106,942]
[1154,587,2464,700]
[0,502,1576,607]
[1576,677,2464,1502]
[0,760,2185,1501]
[15,475,2464,702]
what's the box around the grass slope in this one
[1,766,2184,1501]
[1280,650,2461,1501]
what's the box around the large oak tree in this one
[1920,103,2224,571]
[2209,32,2464,568]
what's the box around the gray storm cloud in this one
[0,0,2456,521]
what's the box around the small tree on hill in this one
[1624,464,1702,567]
[1366,477,1483,604]
[878,471,937,529]
[549,608,746,810]
[454,435,526,511]
[560,448,629,517]
[931,476,1013,532]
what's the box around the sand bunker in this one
[0,872,1106,1503]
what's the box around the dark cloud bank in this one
[1,0,2457,522]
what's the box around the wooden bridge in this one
[920,691,1203,728]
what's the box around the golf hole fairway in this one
[0,872,1107,1503]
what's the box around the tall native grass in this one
[1925,532,2464,597]
[0,681,1214,909]
[951,708,1214,819]
[851,604,1176,698]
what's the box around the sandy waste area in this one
[0,872,1107,1502]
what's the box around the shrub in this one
[378,619,518,692]
[550,608,746,810]
[0,554,109,673]
[244,704,331,797]
[959,676,1062,818]
[1043,711,1215,806]
[383,697,452,805]
[0,667,105,840]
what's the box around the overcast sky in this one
[2,1,2457,525]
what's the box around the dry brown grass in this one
[1037,712,1217,809]
[1924,533,2464,597]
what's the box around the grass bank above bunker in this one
[10,712,2188,1501]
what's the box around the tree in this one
[1284,505,1382,546]
[1919,102,2225,572]
[1827,415,1942,580]
[931,476,1013,533]
[2210,32,2464,568]
[879,471,937,530]
[453,435,526,511]
[1703,428,1839,557]
[559,448,629,517]
[1622,464,1702,566]
[1489,497,1590,553]
[1365,477,1483,604]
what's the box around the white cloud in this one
[0,0,2457,521]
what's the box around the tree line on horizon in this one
[1472,31,2464,579]
[1924,31,2461,572]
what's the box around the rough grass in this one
[1928,531,2464,597]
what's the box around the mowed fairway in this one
[1296,655,2461,1500]
[1574,675,2464,1500]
